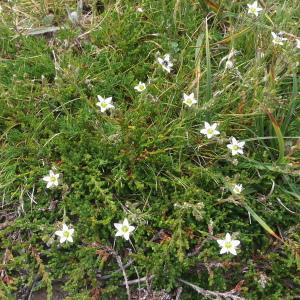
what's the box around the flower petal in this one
[55,230,63,237]
[114,223,123,230]
[225,233,232,241]
[217,239,225,247]
[229,247,237,255]
[128,225,135,233]
[123,232,130,240]
[123,218,129,227]
[232,240,240,247]
[220,247,227,254]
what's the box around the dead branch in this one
[179,279,245,300]
[115,254,131,300]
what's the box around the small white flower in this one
[0,6,2,13]
[136,7,144,13]
[200,122,220,139]
[157,54,173,73]
[232,184,243,194]
[217,233,240,255]
[96,95,115,113]
[55,224,74,244]
[227,137,245,156]
[225,60,234,70]
[68,11,79,24]
[43,170,60,188]
[271,32,288,45]
[296,39,300,49]
[247,1,263,17]
[232,158,239,166]
[114,218,135,240]
[134,81,146,92]
[182,92,197,107]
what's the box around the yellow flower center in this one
[101,103,108,108]
[207,128,214,134]
[50,176,57,182]
[63,231,70,238]
[232,145,239,151]
[139,85,145,91]
[250,7,256,13]
[122,225,129,233]
[224,241,232,249]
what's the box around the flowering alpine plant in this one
[55,224,74,244]
[200,122,220,139]
[96,95,115,113]
[182,92,197,107]
[217,233,240,255]
[157,54,173,73]
[134,81,146,92]
[114,218,135,240]
[247,1,262,16]
[227,137,245,156]
[43,170,60,188]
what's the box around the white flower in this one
[182,92,197,107]
[227,137,245,156]
[96,95,115,113]
[271,32,288,45]
[114,218,135,240]
[217,233,240,255]
[157,54,173,73]
[68,11,79,24]
[0,6,2,13]
[55,224,74,244]
[296,39,300,49]
[232,184,243,194]
[134,81,146,92]
[225,60,234,70]
[247,1,262,16]
[200,122,220,139]
[136,7,144,13]
[43,170,60,188]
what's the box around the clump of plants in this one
[0,0,299,299]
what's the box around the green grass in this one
[0,0,299,299]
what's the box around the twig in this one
[96,259,134,280]
[115,255,131,300]
[120,275,155,286]
[179,279,245,300]
[175,287,183,300]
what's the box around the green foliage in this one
[0,0,299,299]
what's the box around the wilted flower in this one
[227,137,245,156]
[271,32,288,45]
[157,54,173,73]
[114,218,135,240]
[55,224,74,244]
[200,122,220,139]
[182,92,197,107]
[247,1,263,16]
[232,184,243,194]
[134,81,146,92]
[217,233,240,255]
[43,170,60,188]
[96,95,115,113]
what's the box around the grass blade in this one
[244,203,283,242]
[205,17,212,101]
[266,110,285,163]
